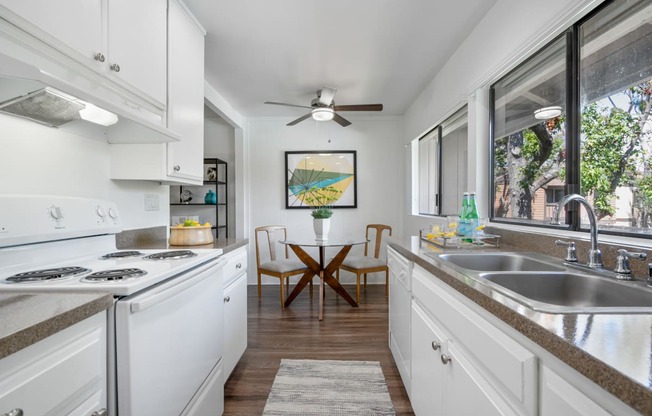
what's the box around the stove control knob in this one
[96,206,107,219]
[108,208,118,220]
[49,206,63,220]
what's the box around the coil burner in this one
[143,250,197,260]
[6,266,91,283]
[82,268,148,282]
[100,251,144,259]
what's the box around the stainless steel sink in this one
[479,272,652,312]
[438,253,564,272]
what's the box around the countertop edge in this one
[389,240,652,415]
[0,292,113,360]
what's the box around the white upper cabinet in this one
[0,0,103,62]
[166,0,205,181]
[0,0,167,108]
[106,0,167,106]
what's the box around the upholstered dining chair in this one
[255,225,311,309]
[337,224,392,303]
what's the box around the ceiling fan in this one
[264,87,383,127]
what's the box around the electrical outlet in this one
[144,194,160,211]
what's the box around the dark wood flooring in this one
[223,283,415,415]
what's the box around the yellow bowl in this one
[169,225,214,246]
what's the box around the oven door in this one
[114,258,225,416]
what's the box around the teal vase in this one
[204,190,216,204]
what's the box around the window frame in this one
[489,0,651,240]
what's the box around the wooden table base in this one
[284,243,358,320]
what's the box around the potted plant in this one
[303,185,342,241]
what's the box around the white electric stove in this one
[0,195,226,416]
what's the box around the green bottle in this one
[459,192,469,236]
[468,192,479,238]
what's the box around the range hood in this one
[0,49,180,144]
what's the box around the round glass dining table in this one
[280,239,368,320]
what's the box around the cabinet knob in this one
[224,296,231,303]
[110,63,121,72]
[3,410,24,416]
[440,354,452,365]
[91,409,108,416]
[431,341,441,351]
[93,52,105,62]
[236,263,242,269]
[173,165,181,172]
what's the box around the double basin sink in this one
[432,252,652,314]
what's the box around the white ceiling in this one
[184,0,497,118]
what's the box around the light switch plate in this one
[144,194,160,211]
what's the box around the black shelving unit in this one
[170,158,228,238]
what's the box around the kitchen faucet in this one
[551,193,603,270]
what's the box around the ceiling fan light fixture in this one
[534,106,562,120]
[311,107,334,121]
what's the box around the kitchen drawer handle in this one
[440,354,452,365]
[93,52,105,62]
[173,165,181,172]
[3,409,23,416]
[224,295,231,303]
[91,409,108,416]
[431,341,441,350]
[110,63,121,72]
[236,263,242,269]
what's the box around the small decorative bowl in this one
[169,225,214,246]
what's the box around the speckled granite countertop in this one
[0,292,113,359]
[390,236,652,415]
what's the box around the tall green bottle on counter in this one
[459,192,470,237]
[468,192,479,238]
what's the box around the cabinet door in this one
[0,0,103,63]
[445,342,519,416]
[224,273,248,380]
[540,366,611,416]
[107,0,167,105]
[166,0,205,181]
[410,302,444,416]
[389,268,411,396]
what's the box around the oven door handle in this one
[130,258,226,313]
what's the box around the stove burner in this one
[82,268,148,282]
[100,251,143,259]
[6,266,91,283]
[144,250,197,260]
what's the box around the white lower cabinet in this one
[388,247,412,396]
[540,365,611,416]
[223,247,248,380]
[408,263,538,416]
[0,312,107,416]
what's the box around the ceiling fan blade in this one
[332,113,351,127]
[333,104,383,112]
[287,113,312,126]
[318,87,337,106]
[265,101,313,109]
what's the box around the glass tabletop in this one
[280,239,368,247]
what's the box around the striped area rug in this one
[262,359,396,415]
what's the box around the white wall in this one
[402,0,602,235]
[246,115,402,285]
[0,114,169,230]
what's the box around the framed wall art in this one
[285,150,357,209]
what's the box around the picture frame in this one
[285,150,357,209]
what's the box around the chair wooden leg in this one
[257,272,262,299]
[356,273,361,304]
[364,273,367,288]
[280,278,286,310]
[285,276,290,293]
[309,278,313,300]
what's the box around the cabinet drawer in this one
[224,247,247,286]
[388,247,412,291]
[0,312,107,415]
[413,265,537,415]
